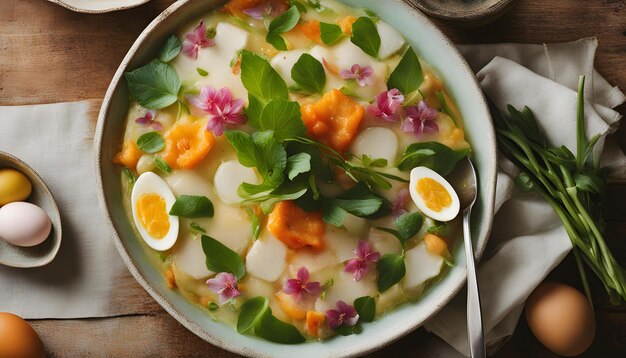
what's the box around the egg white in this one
[131,172,179,251]
[409,166,460,222]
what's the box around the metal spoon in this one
[447,157,485,358]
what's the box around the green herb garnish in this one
[286,152,312,180]
[154,157,172,174]
[122,167,136,189]
[190,222,207,234]
[159,35,182,63]
[196,67,209,76]
[387,46,424,96]
[354,296,376,322]
[350,17,380,58]
[396,141,469,175]
[136,132,165,153]
[237,296,305,344]
[266,6,301,51]
[201,235,245,280]
[319,22,344,45]
[436,91,458,125]
[291,53,326,94]
[124,60,182,110]
[376,253,406,292]
[208,302,219,311]
[169,195,214,218]
[240,50,289,102]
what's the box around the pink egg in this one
[0,202,52,247]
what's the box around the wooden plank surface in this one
[1,0,625,357]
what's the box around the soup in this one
[114,0,470,343]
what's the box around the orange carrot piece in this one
[113,140,142,170]
[338,16,357,35]
[165,268,177,289]
[162,118,215,169]
[301,89,365,152]
[267,201,325,250]
[305,311,326,337]
[298,20,323,45]
[423,233,449,257]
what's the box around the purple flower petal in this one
[182,21,215,59]
[190,86,246,136]
[402,101,439,137]
[325,300,359,329]
[344,240,380,282]
[206,272,240,305]
[339,64,374,87]
[368,89,404,121]
[282,267,322,302]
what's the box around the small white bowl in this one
[0,152,62,268]
[47,0,150,13]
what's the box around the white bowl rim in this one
[94,0,497,356]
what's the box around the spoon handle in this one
[464,208,485,358]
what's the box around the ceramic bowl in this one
[95,0,497,356]
[0,151,62,268]
[47,0,150,13]
[409,0,518,26]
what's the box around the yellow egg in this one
[0,169,32,206]
[409,166,460,221]
[0,312,45,358]
[525,282,595,356]
[131,172,179,251]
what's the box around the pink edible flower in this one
[242,1,287,20]
[325,300,359,329]
[135,110,163,131]
[344,240,380,282]
[206,272,240,305]
[190,86,245,136]
[401,101,439,136]
[182,21,215,59]
[282,267,322,302]
[391,187,411,218]
[339,64,374,87]
[367,89,404,121]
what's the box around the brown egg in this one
[525,282,595,356]
[0,312,45,358]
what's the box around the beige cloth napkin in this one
[0,100,149,318]
[425,38,626,356]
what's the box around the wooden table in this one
[1,0,625,356]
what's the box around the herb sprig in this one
[493,76,626,305]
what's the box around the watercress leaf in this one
[393,211,423,241]
[196,67,208,76]
[350,16,380,58]
[245,93,264,127]
[377,253,406,292]
[190,222,207,233]
[255,308,306,344]
[201,235,246,280]
[268,5,301,33]
[331,197,382,217]
[240,50,288,101]
[258,183,308,214]
[397,142,469,175]
[124,60,181,109]
[291,53,326,94]
[251,212,261,240]
[333,323,362,336]
[170,195,214,218]
[257,99,306,140]
[266,32,288,51]
[319,22,344,45]
[136,132,165,153]
[122,167,136,187]
[287,141,332,181]
[286,152,312,180]
[253,130,288,175]
[322,201,348,227]
[155,157,172,174]
[354,296,376,323]
[225,130,259,168]
[387,46,423,96]
[237,296,269,334]
[375,227,407,247]
[159,35,182,63]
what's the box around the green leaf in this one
[436,91,457,125]
[255,308,306,344]
[159,35,182,63]
[286,152,311,180]
[320,22,344,45]
[251,212,261,240]
[377,253,406,292]
[515,172,535,192]
[170,195,214,218]
[266,6,301,50]
[196,67,208,76]
[331,197,382,217]
[240,50,288,101]
[201,235,246,280]
[256,99,306,140]
[427,221,448,236]
[124,60,181,109]
[122,167,136,188]
[136,132,165,153]
[354,296,376,323]
[237,296,269,334]
[225,130,259,168]
[393,212,423,241]
[291,54,326,94]
[322,201,348,227]
[334,323,362,336]
[245,93,264,125]
[396,142,470,175]
[387,46,423,95]
[190,222,206,233]
[350,17,380,58]
[155,157,172,174]
[258,184,308,214]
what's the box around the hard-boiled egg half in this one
[131,172,179,251]
[409,166,460,222]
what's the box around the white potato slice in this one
[270,49,305,87]
[314,270,377,312]
[214,160,259,205]
[173,22,249,101]
[349,127,399,164]
[205,203,252,255]
[341,213,369,236]
[165,169,212,198]
[402,242,444,291]
[246,232,287,282]
[325,226,360,262]
[173,235,214,280]
[288,247,340,276]
[367,227,403,256]
[376,20,405,59]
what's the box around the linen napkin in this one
[0,100,154,318]
[424,37,626,356]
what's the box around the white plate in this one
[47,0,150,13]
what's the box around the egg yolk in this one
[416,178,452,212]
[136,193,170,239]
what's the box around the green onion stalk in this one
[492,76,626,307]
